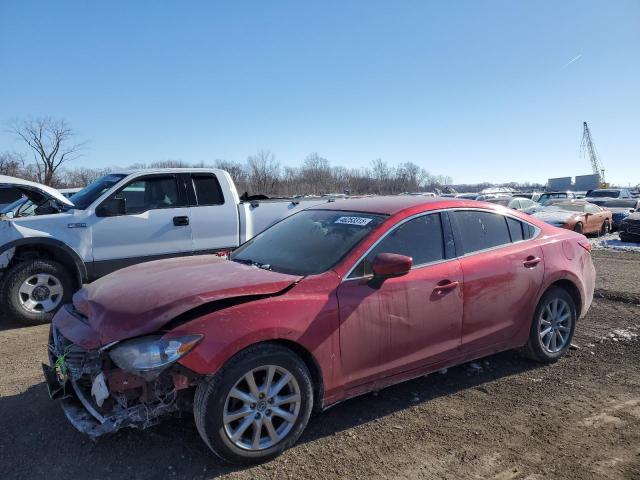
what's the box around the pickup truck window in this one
[231,210,386,276]
[69,174,126,209]
[114,176,183,214]
[192,174,224,205]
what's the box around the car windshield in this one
[69,174,126,209]
[230,210,386,276]
[555,203,585,212]
[486,198,511,206]
[589,190,619,198]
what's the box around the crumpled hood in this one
[0,174,74,207]
[69,255,302,346]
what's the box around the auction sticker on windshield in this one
[334,216,373,226]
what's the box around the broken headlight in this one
[109,334,202,377]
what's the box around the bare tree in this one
[9,117,86,185]
[0,151,25,177]
[246,150,280,195]
[214,159,249,193]
[149,159,191,168]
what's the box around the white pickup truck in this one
[0,168,335,325]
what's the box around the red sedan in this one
[45,197,595,464]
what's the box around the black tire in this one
[573,222,583,234]
[600,220,610,236]
[0,260,74,326]
[619,233,634,243]
[194,343,313,464]
[524,286,577,363]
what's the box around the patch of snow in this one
[590,232,640,253]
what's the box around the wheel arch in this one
[547,279,583,319]
[2,238,87,287]
[265,339,325,413]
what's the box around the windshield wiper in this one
[232,258,272,270]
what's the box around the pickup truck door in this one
[90,174,193,278]
[185,172,240,252]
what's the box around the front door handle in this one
[433,280,459,295]
[173,216,190,226]
[523,256,541,268]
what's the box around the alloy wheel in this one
[223,365,301,451]
[538,298,572,353]
[18,273,64,313]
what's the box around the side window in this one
[114,176,182,214]
[452,210,511,254]
[506,217,525,242]
[585,204,599,214]
[349,213,445,278]
[192,174,225,206]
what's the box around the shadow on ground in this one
[0,350,541,479]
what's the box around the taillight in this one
[577,239,592,253]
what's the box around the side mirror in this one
[96,197,126,217]
[371,253,412,278]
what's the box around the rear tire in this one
[573,222,583,234]
[194,343,313,464]
[524,286,576,363]
[0,260,74,326]
[620,233,635,243]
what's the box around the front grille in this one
[51,326,102,380]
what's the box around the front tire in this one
[0,260,74,325]
[524,286,576,363]
[600,220,610,236]
[194,344,313,464]
[573,222,583,234]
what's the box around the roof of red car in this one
[310,195,471,215]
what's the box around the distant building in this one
[547,177,572,191]
[547,173,600,191]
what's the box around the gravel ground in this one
[592,249,640,303]
[1,252,639,479]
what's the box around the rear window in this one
[589,190,619,198]
[192,174,224,205]
[452,211,512,254]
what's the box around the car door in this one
[185,172,241,252]
[450,210,544,355]
[584,203,603,233]
[90,174,193,277]
[336,212,463,390]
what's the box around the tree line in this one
[2,116,545,196]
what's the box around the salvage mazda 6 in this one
[44,196,595,464]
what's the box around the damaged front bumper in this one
[46,320,198,440]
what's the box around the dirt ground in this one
[1,251,639,479]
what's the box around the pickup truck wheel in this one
[194,344,313,464]
[524,286,576,363]
[1,260,73,325]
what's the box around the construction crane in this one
[580,121,608,187]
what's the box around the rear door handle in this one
[173,216,190,226]
[523,256,541,268]
[433,280,459,294]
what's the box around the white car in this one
[0,169,335,325]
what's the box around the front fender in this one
[169,272,342,402]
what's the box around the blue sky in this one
[1,1,638,185]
